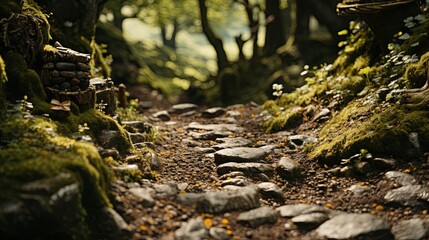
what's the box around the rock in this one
[237,206,278,227]
[212,137,252,150]
[178,186,260,213]
[317,213,392,240]
[59,71,77,78]
[98,130,121,149]
[291,212,329,229]
[276,157,302,180]
[175,217,209,240]
[257,182,284,201]
[152,183,178,199]
[129,188,155,208]
[219,171,245,180]
[112,164,139,173]
[214,147,268,165]
[129,133,146,144]
[288,135,317,147]
[201,107,226,118]
[312,108,331,122]
[55,62,76,70]
[190,131,232,140]
[188,122,244,132]
[384,185,429,206]
[276,204,331,218]
[209,227,231,240]
[221,178,249,187]
[392,219,429,240]
[195,147,216,153]
[99,148,121,160]
[152,110,171,121]
[217,162,274,176]
[97,207,132,240]
[371,158,396,170]
[348,184,371,197]
[121,121,148,132]
[354,161,372,175]
[171,103,198,114]
[384,171,417,186]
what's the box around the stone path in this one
[110,103,429,240]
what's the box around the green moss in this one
[3,51,46,102]
[404,51,429,88]
[310,101,429,164]
[57,110,132,154]
[0,115,112,239]
[263,106,304,133]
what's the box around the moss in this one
[404,51,429,88]
[3,51,46,103]
[263,106,304,133]
[57,109,132,154]
[310,101,429,165]
[0,115,112,239]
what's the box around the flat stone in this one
[385,171,417,186]
[354,161,372,175]
[214,147,268,165]
[55,62,76,70]
[171,103,198,114]
[276,204,331,218]
[129,133,146,144]
[201,107,226,118]
[59,71,76,78]
[217,162,274,176]
[312,108,331,122]
[213,137,252,150]
[195,147,216,153]
[152,183,178,199]
[384,185,429,206]
[257,182,284,201]
[392,219,429,240]
[190,131,232,140]
[129,188,155,208]
[276,157,302,180]
[371,158,396,170]
[175,217,209,240]
[188,122,244,132]
[122,120,148,133]
[219,171,245,180]
[152,110,171,121]
[237,206,278,227]
[288,135,317,147]
[317,213,392,240]
[221,178,249,187]
[291,212,329,229]
[178,186,260,213]
[348,184,371,196]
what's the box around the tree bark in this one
[198,0,228,72]
[263,0,286,56]
[161,18,179,49]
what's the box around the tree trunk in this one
[161,18,179,49]
[242,0,260,59]
[295,0,312,44]
[198,0,228,72]
[263,0,286,56]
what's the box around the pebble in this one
[201,107,226,118]
[171,103,198,114]
[152,110,171,121]
[384,171,417,186]
[128,188,155,208]
[175,217,209,240]
[291,212,329,229]
[212,137,252,150]
[237,206,279,227]
[187,122,244,132]
[317,213,392,240]
[276,157,302,180]
[348,184,371,196]
[276,204,331,218]
[257,182,284,202]
[288,135,317,147]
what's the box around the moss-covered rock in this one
[0,115,120,239]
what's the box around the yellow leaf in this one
[204,218,213,228]
[139,225,147,231]
[375,205,384,211]
[221,218,229,225]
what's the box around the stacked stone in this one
[41,45,91,92]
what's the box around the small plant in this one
[96,100,107,113]
[16,95,33,118]
[341,149,370,165]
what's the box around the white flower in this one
[273,91,283,97]
[272,83,284,91]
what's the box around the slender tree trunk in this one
[242,0,260,59]
[295,0,312,44]
[263,0,286,56]
[160,19,178,49]
[198,0,228,72]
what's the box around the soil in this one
[112,102,429,240]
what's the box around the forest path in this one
[113,103,429,240]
